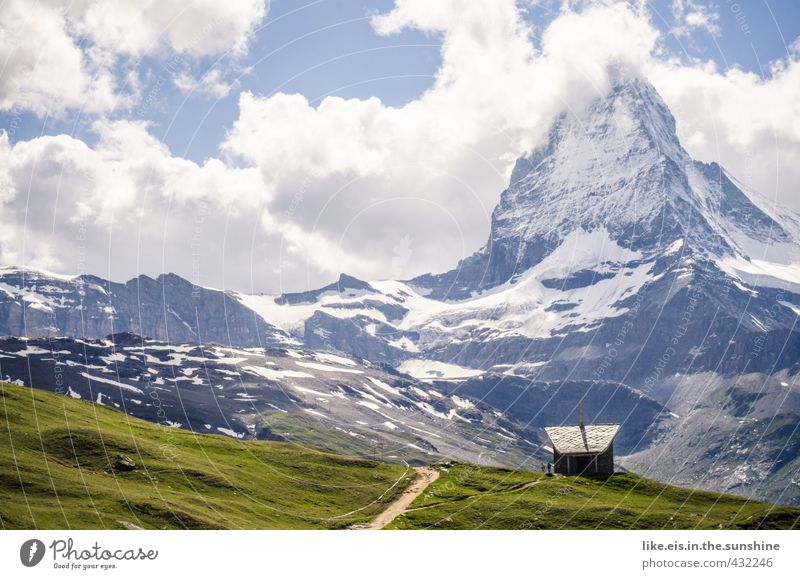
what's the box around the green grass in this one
[5,382,798,531]
[386,464,800,530]
[0,382,415,529]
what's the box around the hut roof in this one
[544,424,620,455]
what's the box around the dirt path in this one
[361,466,440,530]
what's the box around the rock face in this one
[0,268,292,347]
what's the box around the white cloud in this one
[71,0,269,58]
[670,0,721,38]
[220,0,800,289]
[0,0,120,116]
[0,0,269,116]
[174,69,235,99]
[219,1,662,286]
[0,122,272,286]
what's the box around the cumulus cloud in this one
[174,69,236,99]
[69,0,269,58]
[0,0,268,116]
[670,0,721,38]
[0,0,119,116]
[0,122,272,286]
[219,0,800,290]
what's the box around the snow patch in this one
[295,361,363,374]
[216,427,244,438]
[79,372,144,394]
[243,365,314,380]
[398,359,483,382]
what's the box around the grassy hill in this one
[0,382,414,529]
[3,381,799,530]
[386,464,800,529]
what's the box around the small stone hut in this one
[544,422,620,475]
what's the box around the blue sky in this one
[2,0,800,292]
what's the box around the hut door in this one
[575,456,591,474]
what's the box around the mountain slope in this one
[0,381,415,529]
[0,334,542,468]
[416,78,798,299]
[224,77,800,505]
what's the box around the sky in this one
[1,0,799,294]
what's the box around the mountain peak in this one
[414,76,794,298]
[511,76,680,185]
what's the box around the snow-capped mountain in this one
[0,267,292,347]
[419,77,800,297]
[229,78,800,383]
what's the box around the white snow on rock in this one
[303,409,328,419]
[398,359,484,382]
[242,365,314,380]
[293,385,332,398]
[366,377,400,395]
[11,346,50,357]
[216,427,244,438]
[295,361,363,374]
[451,395,475,410]
[313,352,357,367]
[719,256,800,291]
[79,372,144,394]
